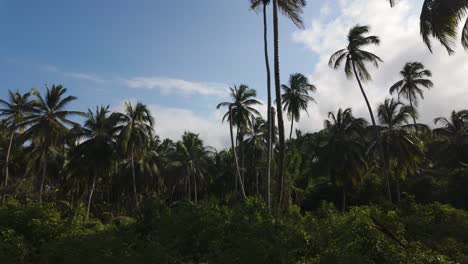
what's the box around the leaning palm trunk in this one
[289,119,294,141]
[230,106,246,198]
[273,0,286,206]
[262,2,273,209]
[131,146,138,208]
[409,96,417,125]
[352,61,392,202]
[86,173,97,221]
[2,132,14,203]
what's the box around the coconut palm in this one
[116,101,154,208]
[271,0,307,205]
[374,99,424,202]
[21,85,84,203]
[329,24,392,202]
[433,110,468,164]
[0,90,32,191]
[217,84,261,198]
[245,117,268,194]
[319,108,368,212]
[75,106,120,220]
[250,0,273,209]
[281,73,317,140]
[390,62,433,124]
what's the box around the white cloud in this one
[124,77,228,97]
[64,72,105,83]
[292,0,468,133]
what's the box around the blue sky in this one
[1,0,467,148]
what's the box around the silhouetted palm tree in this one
[116,101,154,208]
[22,85,84,203]
[250,0,273,209]
[329,25,392,202]
[272,0,306,205]
[0,90,32,191]
[390,62,433,124]
[320,108,367,212]
[281,73,317,140]
[375,99,424,202]
[434,110,468,164]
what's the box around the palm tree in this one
[390,62,433,124]
[272,0,306,205]
[22,85,84,203]
[217,85,261,198]
[329,25,392,202]
[0,90,32,192]
[281,73,317,140]
[319,108,367,212]
[250,0,273,209]
[76,106,120,220]
[374,99,424,202]
[173,132,211,203]
[433,110,468,165]
[116,101,154,208]
[245,117,268,194]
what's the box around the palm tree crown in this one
[217,84,261,128]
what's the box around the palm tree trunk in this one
[39,158,47,203]
[409,96,417,125]
[131,145,138,208]
[229,106,246,198]
[289,119,294,141]
[262,2,273,210]
[341,185,346,213]
[86,173,97,221]
[273,0,286,206]
[395,177,401,203]
[4,132,14,189]
[352,61,392,203]
[240,131,245,185]
[187,169,192,201]
[194,170,198,203]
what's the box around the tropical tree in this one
[22,85,84,203]
[319,108,367,212]
[433,110,468,165]
[390,62,433,124]
[329,24,392,202]
[250,0,273,209]
[116,101,154,208]
[245,117,268,194]
[75,106,120,220]
[217,84,261,198]
[281,73,317,140]
[271,0,306,205]
[374,99,424,202]
[0,90,32,191]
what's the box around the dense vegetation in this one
[2,0,468,263]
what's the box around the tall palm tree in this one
[22,85,84,203]
[272,0,306,205]
[374,99,424,202]
[319,108,367,212]
[329,24,392,202]
[116,101,154,208]
[217,84,261,198]
[76,106,120,220]
[281,73,317,140]
[390,62,433,124]
[0,90,32,191]
[250,0,273,209]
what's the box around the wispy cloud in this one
[40,64,105,83]
[123,77,228,97]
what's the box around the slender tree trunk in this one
[352,61,392,203]
[409,96,417,125]
[273,0,286,206]
[39,158,47,203]
[4,132,14,189]
[256,169,259,195]
[240,131,245,185]
[395,177,401,203]
[131,146,138,208]
[341,185,346,213]
[86,173,97,221]
[187,169,192,202]
[262,2,273,209]
[289,119,294,141]
[229,106,246,198]
[194,170,198,203]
